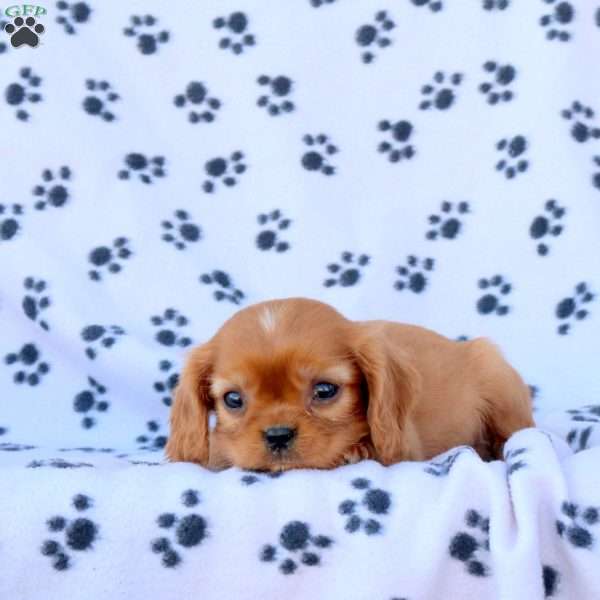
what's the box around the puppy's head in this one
[166,298,418,470]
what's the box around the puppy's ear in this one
[166,343,214,465]
[352,326,422,464]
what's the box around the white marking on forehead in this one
[259,306,278,334]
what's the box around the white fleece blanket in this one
[0,409,599,600]
[2,0,600,598]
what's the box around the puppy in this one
[166,298,534,471]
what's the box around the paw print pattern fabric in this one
[0,423,598,599]
[1,1,600,598]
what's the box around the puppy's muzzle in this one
[263,426,296,453]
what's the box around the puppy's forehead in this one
[213,299,353,374]
[217,299,350,348]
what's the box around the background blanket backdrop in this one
[1,1,600,599]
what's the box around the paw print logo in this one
[5,67,42,121]
[73,377,109,429]
[476,275,512,316]
[324,252,370,287]
[556,502,599,549]
[483,0,510,9]
[561,102,600,143]
[83,80,119,121]
[151,490,208,568]
[419,71,463,111]
[4,15,44,47]
[529,199,565,256]
[479,61,516,104]
[449,509,490,577]
[161,210,202,250]
[394,256,434,293]
[136,420,167,451]
[592,156,600,191]
[81,324,125,359]
[22,277,51,331]
[202,151,247,193]
[377,119,415,163]
[55,1,91,34]
[257,75,295,116]
[154,360,179,407]
[355,11,395,64]
[123,15,169,55]
[41,494,98,571]
[567,405,600,424]
[426,201,470,240]
[495,135,529,179]
[556,282,594,335]
[200,270,245,305]
[32,166,71,210]
[174,82,221,124]
[540,0,574,42]
[338,478,392,535]
[301,134,338,175]
[0,204,24,243]
[213,11,255,55]
[88,237,132,281]
[260,521,333,574]
[118,153,166,184]
[151,309,192,348]
[256,210,291,252]
[4,343,50,386]
[504,447,528,475]
[411,0,443,12]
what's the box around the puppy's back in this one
[360,321,533,459]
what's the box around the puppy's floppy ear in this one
[352,325,422,465]
[166,343,214,465]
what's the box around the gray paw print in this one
[161,210,202,250]
[529,199,565,256]
[151,309,192,347]
[200,270,245,304]
[394,256,434,293]
[324,252,370,287]
[495,135,529,179]
[22,277,51,330]
[256,210,291,252]
[556,282,594,335]
[32,166,71,210]
[338,478,392,535]
[476,275,512,316]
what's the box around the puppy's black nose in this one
[264,426,296,452]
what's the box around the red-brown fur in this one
[166,298,534,470]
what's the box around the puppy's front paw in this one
[343,443,373,465]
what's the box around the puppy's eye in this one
[312,382,339,402]
[223,391,244,410]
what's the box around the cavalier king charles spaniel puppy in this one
[166,298,534,471]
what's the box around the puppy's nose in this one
[264,426,296,452]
